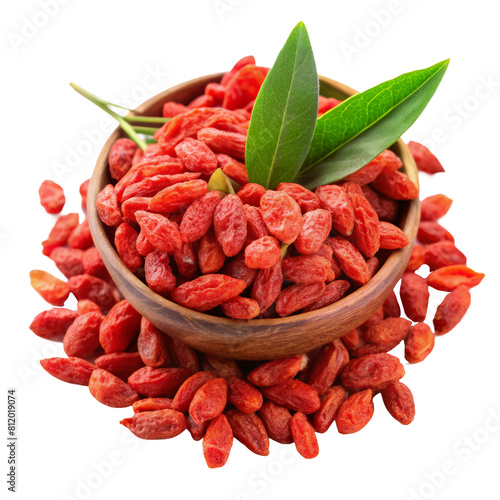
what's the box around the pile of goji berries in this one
[30,57,484,468]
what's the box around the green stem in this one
[132,126,160,136]
[124,115,171,125]
[70,83,147,151]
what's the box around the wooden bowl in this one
[87,72,420,360]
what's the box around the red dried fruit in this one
[220,156,249,185]
[302,280,350,312]
[227,376,263,413]
[236,183,266,207]
[383,290,401,318]
[149,179,208,213]
[315,184,355,236]
[336,388,374,434]
[305,340,349,395]
[222,64,268,110]
[144,250,176,296]
[427,265,484,291]
[179,191,221,242]
[108,138,138,181]
[291,411,319,459]
[378,221,410,249]
[203,414,233,468]
[343,154,386,185]
[341,353,405,392]
[136,232,156,257]
[175,137,218,175]
[407,141,445,174]
[350,193,380,258]
[247,355,303,387]
[67,218,93,250]
[222,253,258,288]
[99,300,142,354]
[225,409,270,456]
[114,223,143,273]
[294,209,332,255]
[405,322,435,363]
[275,282,326,317]
[201,354,243,378]
[68,274,119,311]
[132,398,173,413]
[171,274,246,311]
[405,244,426,272]
[50,247,84,278]
[89,368,139,408]
[30,270,70,306]
[197,127,246,159]
[433,285,471,335]
[424,241,467,271]
[135,211,183,254]
[189,377,228,424]
[400,272,429,322]
[81,248,108,279]
[63,311,104,358]
[258,402,293,444]
[164,335,200,374]
[137,318,170,368]
[244,236,281,269]
[371,170,418,200]
[362,185,399,222]
[326,236,370,284]
[39,180,65,214]
[220,296,260,319]
[417,221,454,244]
[198,228,226,274]
[276,183,321,214]
[94,352,145,381]
[40,357,95,386]
[128,366,191,398]
[42,213,79,256]
[172,371,217,413]
[420,194,453,221]
[96,184,122,227]
[312,385,347,433]
[244,205,270,242]
[381,381,415,425]
[260,379,320,414]
[80,179,90,211]
[120,409,186,439]
[281,255,332,284]
[260,190,303,244]
[163,101,189,117]
[213,194,247,257]
[30,308,78,341]
[363,317,411,352]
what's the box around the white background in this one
[2,1,499,499]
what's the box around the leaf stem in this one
[132,126,160,136]
[124,115,170,125]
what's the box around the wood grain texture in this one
[87,73,420,360]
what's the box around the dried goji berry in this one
[132,397,173,413]
[189,377,228,424]
[291,411,319,459]
[218,154,249,185]
[294,209,332,255]
[315,184,355,236]
[244,205,270,242]
[171,274,246,312]
[275,282,326,317]
[89,368,139,408]
[260,379,320,414]
[50,247,84,278]
[417,221,454,244]
[108,138,138,181]
[99,300,142,354]
[343,154,386,186]
[120,409,186,439]
[96,185,122,227]
[30,270,70,306]
[222,64,268,110]
[40,357,95,386]
[341,353,405,392]
[144,250,176,296]
[326,236,370,284]
[383,290,401,318]
[63,311,104,358]
[336,389,374,434]
[227,376,263,414]
[220,296,260,319]
[400,272,429,322]
[371,170,418,200]
[174,137,218,175]
[213,194,247,257]
[135,210,183,254]
[247,355,303,387]
[30,308,78,341]
[407,141,445,174]
[136,231,156,257]
[381,381,415,425]
[198,228,226,274]
[68,274,119,311]
[67,218,93,250]
[172,371,217,413]
[312,385,347,433]
[350,192,380,258]
[244,236,281,269]
[420,194,453,221]
[200,354,242,378]
[202,413,233,468]
[179,191,221,243]
[405,322,435,363]
[302,280,350,312]
[433,285,471,335]
[281,255,332,284]
[128,366,191,398]
[378,221,409,249]
[363,317,411,352]
[148,179,208,213]
[258,402,293,444]
[427,265,484,291]
[39,180,65,214]
[405,243,426,272]
[222,253,258,288]
[236,183,266,207]
[81,247,109,279]
[80,179,90,211]
[137,318,170,368]
[424,241,467,271]
[197,127,246,159]
[94,352,145,381]
[225,409,270,456]
[114,222,143,273]
[276,182,321,214]
[164,335,200,374]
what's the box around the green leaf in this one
[246,22,319,190]
[295,59,450,189]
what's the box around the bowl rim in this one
[87,72,420,358]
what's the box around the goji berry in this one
[189,377,228,424]
[407,141,445,174]
[303,280,350,312]
[94,352,145,381]
[400,272,429,322]
[371,170,418,200]
[294,209,332,255]
[128,366,191,398]
[276,182,321,213]
[226,409,270,456]
[89,368,139,408]
[96,185,122,227]
[420,194,453,221]
[260,379,320,414]
[213,194,247,257]
[405,243,426,272]
[424,241,467,271]
[244,236,281,269]
[39,180,65,214]
[404,323,435,363]
[427,265,484,291]
[30,270,70,306]
[144,250,176,296]
[378,221,409,249]
[326,236,370,284]
[336,388,374,434]
[175,138,218,175]
[381,381,415,425]
[42,213,79,256]
[236,183,266,207]
[312,385,347,433]
[275,282,326,317]
[40,357,95,386]
[258,402,293,444]
[350,193,380,258]
[30,308,78,341]
[227,376,263,414]
[135,210,183,254]
[120,409,186,439]
[202,414,233,468]
[417,221,454,244]
[148,179,208,213]
[108,138,138,181]
[50,247,84,278]
[220,296,260,319]
[315,184,355,236]
[433,285,471,335]
[114,222,143,273]
[198,228,226,274]
[200,354,243,378]
[291,411,319,459]
[171,371,217,413]
[68,274,119,311]
[179,191,221,243]
[137,318,170,368]
[197,127,246,159]
[63,311,104,358]
[132,398,173,413]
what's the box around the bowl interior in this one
[87,73,420,360]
